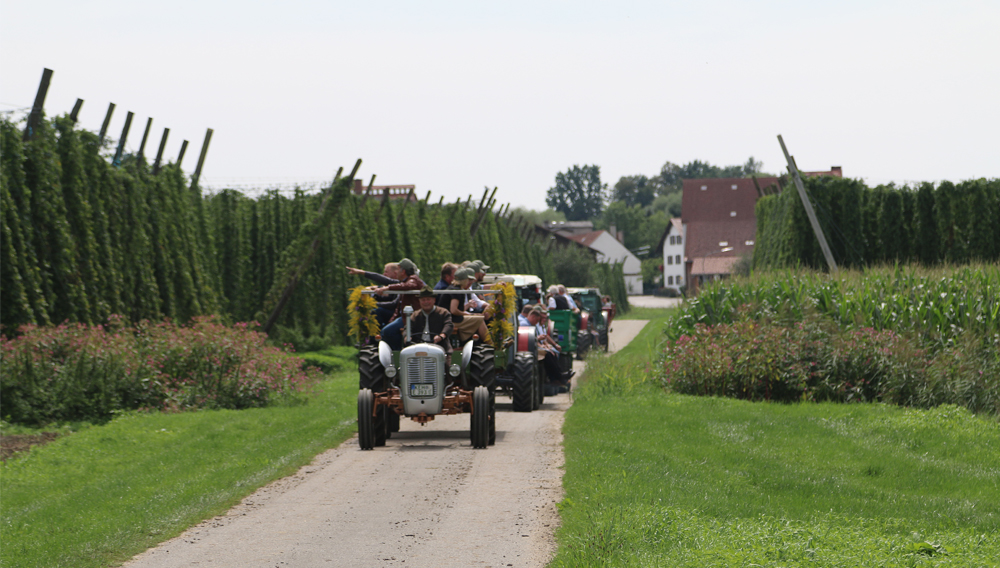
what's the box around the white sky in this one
[2,1,998,210]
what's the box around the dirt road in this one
[126,320,649,568]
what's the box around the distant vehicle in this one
[566,287,615,352]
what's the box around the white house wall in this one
[588,232,643,296]
[661,223,686,291]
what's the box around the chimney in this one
[608,225,616,241]
[353,178,363,194]
[831,166,842,177]
[618,230,624,244]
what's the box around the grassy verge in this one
[557,313,1000,567]
[0,368,357,568]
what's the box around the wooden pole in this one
[470,190,497,237]
[177,140,189,167]
[99,103,115,144]
[153,128,169,174]
[23,68,53,141]
[190,128,214,188]
[112,111,134,167]
[262,162,359,335]
[437,196,444,206]
[777,134,838,272]
[423,190,432,204]
[69,98,84,123]
[374,187,391,223]
[137,117,153,161]
[361,174,376,205]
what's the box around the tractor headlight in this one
[449,364,461,377]
[385,366,397,378]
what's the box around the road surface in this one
[126,320,649,568]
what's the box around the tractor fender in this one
[461,339,475,370]
[378,341,393,369]
[517,326,537,353]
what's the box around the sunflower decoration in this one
[487,281,517,347]
[348,286,380,344]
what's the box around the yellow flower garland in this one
[348,286,381,344]
[487,281,517,347]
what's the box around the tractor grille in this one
[406,356,437,397]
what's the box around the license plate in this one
[410,384,434,397]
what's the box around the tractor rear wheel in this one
[469,344,496,390]
[359,345,388,391]
[358,389,375,450]
[471,386,490,449]
[511,352,535,412]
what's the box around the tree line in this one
[754,176,1000,269]
[0,115,556,346]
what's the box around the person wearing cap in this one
[447,267,491,345]
[374,258,426,351]
[407,286,454,351]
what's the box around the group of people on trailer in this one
[346,258,574,395]
[517,303,574,395]
[346,258,492,352]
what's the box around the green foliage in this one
[557,314,1000,566]
[551,244,594,287]
[1,114,552,347]
[640,257,662,287]
[546,164,608,221]
[0,371,358,568]
[0,317,320,425]
[590,262,630,313]
[755,176,1000,270]
[663,265,1000,415]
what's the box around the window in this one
[667,255,673,265]
[730,211,737,217]
[675,254,681,264]
[668,275,674,285]
[719,241,728,247]
[745,240,755,246]
[669,236,675,245]
[700,185,707,190]
[731,184,738,190]
[677,275,683,285]
[677,236,682,245]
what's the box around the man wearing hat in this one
[407,286,454,350]
[374,258,426,350]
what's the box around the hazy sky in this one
[3,1,998,209]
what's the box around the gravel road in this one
[125,320,649,568]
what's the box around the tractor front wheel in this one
[471,386,490,449]
[358,389,375,450]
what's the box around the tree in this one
[546,165,607,221]
[657,157,763,193]
[611,175,656,208]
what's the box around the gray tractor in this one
[357,302,496,450]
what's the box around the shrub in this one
[0,316,321,425]
[659,313,999,415]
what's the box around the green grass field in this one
[0,369,357,568]
[555,307,1000,567]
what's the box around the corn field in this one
[667,264,1000,348]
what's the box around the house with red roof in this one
[680,176,778,292]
